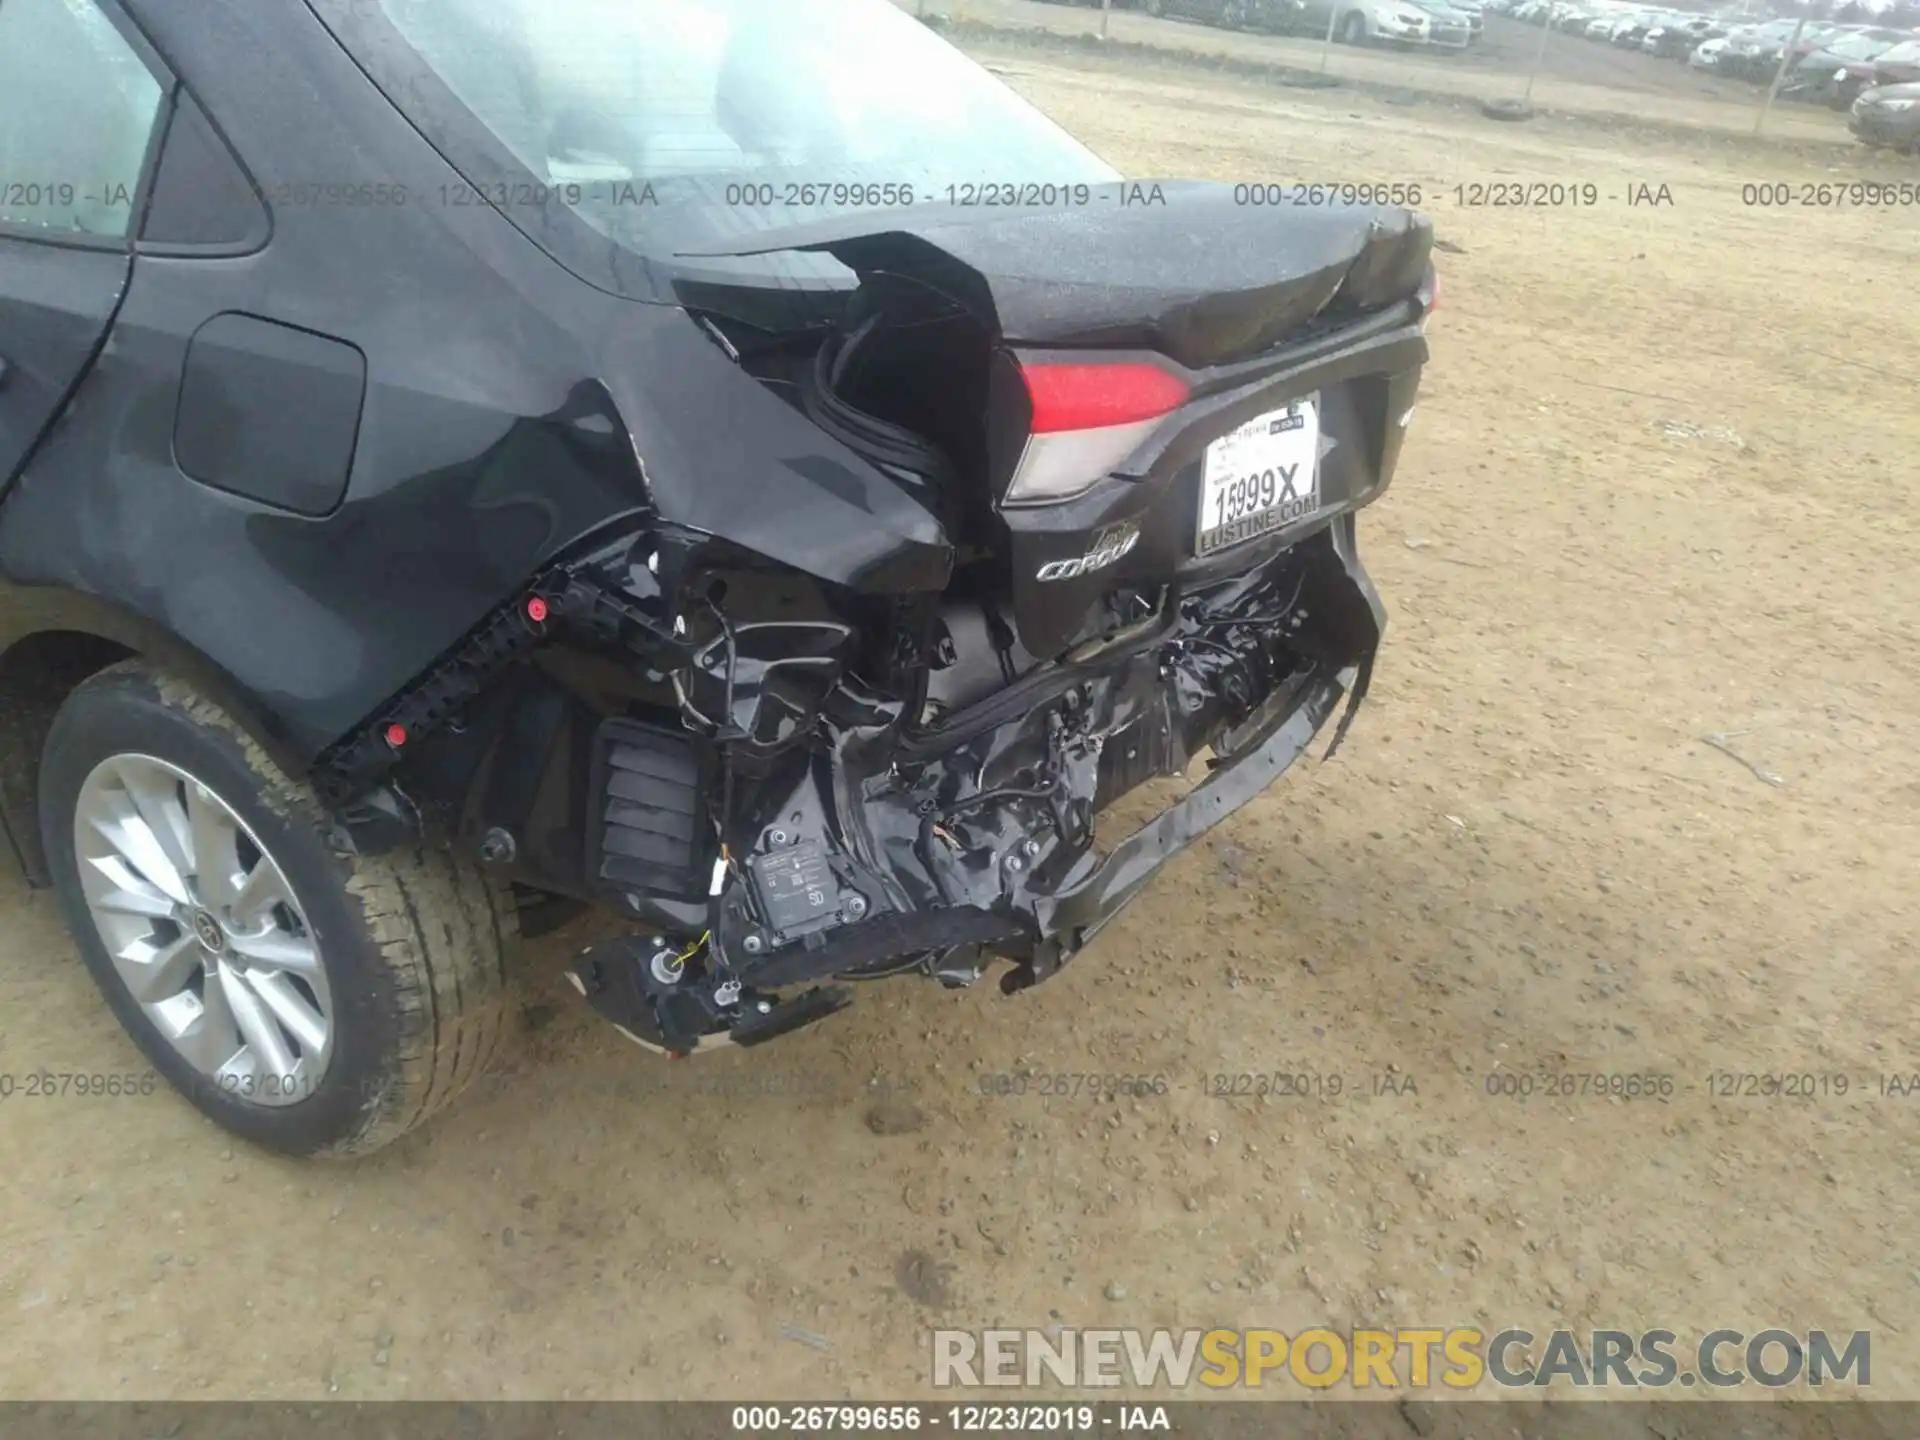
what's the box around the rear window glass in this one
[357,0,1117,259]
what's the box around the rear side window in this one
[0,0,165,240]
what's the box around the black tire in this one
[1481,96,1536,121]
[39,660,517,1158]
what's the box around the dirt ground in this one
[2,32,1918,1412]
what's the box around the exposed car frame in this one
[0,0,1434,1155]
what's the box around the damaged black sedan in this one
[0,0,1434,1156]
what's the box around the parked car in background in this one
[1135,0,1295,28]
[1849,80,1920,150]
[1690,33,1730,68]
[1610,10,1671,47]
[1447,0,1486,41]
[1644,17,1723,58]
[1752,22,1869,81]
[1293,0,1432,44]
[1784,30,1913,106]
[1405,0,1476,46]
[1717,19,1802,80]
[1621,11,1663,47]
[1833,38,1920,106]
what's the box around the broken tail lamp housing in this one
[1003,358,1190,506]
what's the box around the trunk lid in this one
[687,181,1433,659]
[683,179,1431,370]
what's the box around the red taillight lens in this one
[1006,360,1189,506]
[1019,361,1190,434]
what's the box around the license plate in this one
[1195,395,1322,557]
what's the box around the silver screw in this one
[844,894,868,920]
[1005,854,1026,875]
[756,1000,773,1015]
[1022,839,1042,859]
[741,933,765,955]
[770,828,789,845]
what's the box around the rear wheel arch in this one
[37,657,518,1156]
[0,592,310,885]
[0,630,135,885]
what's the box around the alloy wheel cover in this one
[72,754,335,1107]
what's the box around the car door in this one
[0,0,169,492]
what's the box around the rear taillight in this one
[1005,361,1189,506]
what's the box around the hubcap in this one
[190,909,226,952]
[73,755,333,1107]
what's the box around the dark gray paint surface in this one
[174,313,366,516]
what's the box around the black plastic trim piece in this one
[585,716,709,901]
[1031,668,1348,945]
[311,572,564,804]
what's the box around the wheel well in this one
[0,631,136,886]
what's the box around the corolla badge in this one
[1035,522,1141,582]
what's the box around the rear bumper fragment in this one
[1032,664,1349,944]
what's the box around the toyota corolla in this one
[0,0,1434,1156]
